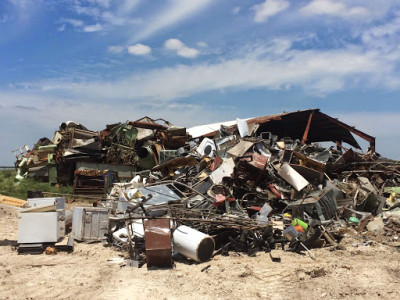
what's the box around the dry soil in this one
[1,205,399,300]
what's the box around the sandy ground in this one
[1,204,399,300]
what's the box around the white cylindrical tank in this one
[173,225,215,262]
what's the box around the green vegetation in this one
[0,170,73,200]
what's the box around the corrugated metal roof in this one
[246,109,320,124]
[187,109,374,150]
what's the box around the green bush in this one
[0,170,73,200]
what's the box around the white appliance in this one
[27,197,65,217]
[18,211,65,244]
[196,138,216,158]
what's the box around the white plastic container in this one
[283,225,300,241]
[173,225,215,262]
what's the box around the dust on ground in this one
[1,205,399,300]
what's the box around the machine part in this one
[173,225,215,263]
[73,169,111,195]
[159,126,188,149]
[288,189,338,222]
[196,138,216,158]
[137,147,158,170]
[356,192,386,215]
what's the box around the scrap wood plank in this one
[0,194,27,208]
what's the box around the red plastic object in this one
[213,194,226,207]
[248,206,262,211]
[268,184,282,199]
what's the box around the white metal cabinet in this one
[72,207,109,242]
[18,211,65,244]
[27,197,65,217]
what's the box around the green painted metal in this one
[384,187,400,194]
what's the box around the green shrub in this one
[0,170,73,200]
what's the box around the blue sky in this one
[1,0,400,165]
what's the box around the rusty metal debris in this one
[8,109,400,265]
[14,116,189,186]
[144,219,173,269]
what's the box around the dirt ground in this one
[1,204,399,300]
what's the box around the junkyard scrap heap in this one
[8,108,400,267]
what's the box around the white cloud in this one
[197,42,208,48]
[100,11,126,26]
[58,18,105,33]
[127,43,151,55]
[108,45,125,54]
[71,0,142,29]
[8,16,400,121]
[164,39,199,58]
[88,0,111,8]
[300,0,368,18]
[62,18,84,28]
[361,14,400,48]
[30,37,399,103]
[74,4,101,18]
[83,23,103,32]
[251,0,290,23]
[119,0,142,12]
[134,0,213,41]
[232,6,241,15]
[8,0,37,21]
[57,24,66,32]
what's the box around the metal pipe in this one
[302,111,314,144]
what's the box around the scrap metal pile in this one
[9,109,400,266]
[13,117,188,193]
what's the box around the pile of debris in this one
[13,117,188,193]
[6,109,400,267]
